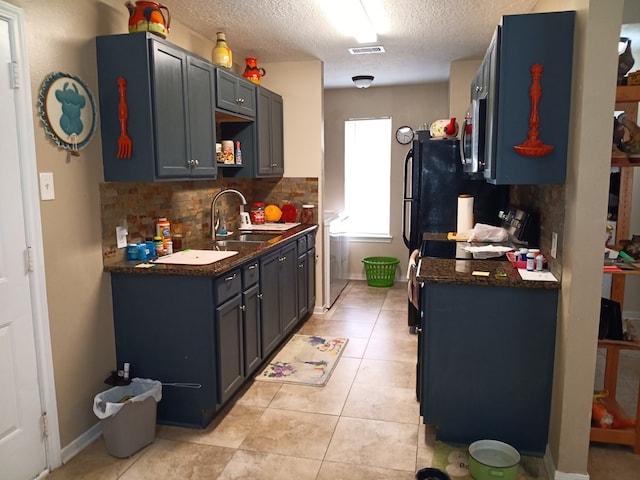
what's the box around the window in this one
[344,117,392,238]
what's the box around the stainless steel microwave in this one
[460,96,487,177]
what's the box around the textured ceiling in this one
[163,0,538,88]
[164,0,638,89]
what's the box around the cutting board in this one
[239,222,300,231]
[152,249,238,266]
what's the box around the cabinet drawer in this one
[307,233,315,249]
[297,236,307,253]
[242,261,259,287]
[215,269,241,304]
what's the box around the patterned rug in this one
[431,441,543,480]
[256,334,348,386]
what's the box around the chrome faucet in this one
[211,189,247,239]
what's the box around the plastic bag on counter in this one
[467,223,509,243]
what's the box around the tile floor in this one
[47,281,640,480]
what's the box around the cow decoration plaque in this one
[38,72,96,156]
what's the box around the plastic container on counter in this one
[250,202,266,224]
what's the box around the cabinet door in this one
[280,242,299,335]
[270,93,284,175]
[297,252,308,320]
[215,68,239,113]
[256,88,284,177]
[236,77,257,117]
[151,41,191,178]
[260,250,282,356]
[307,247,316,313]
[243,282,262,376]
[216,293,244,405]
[186,56,217,178]
[256,88,272,176]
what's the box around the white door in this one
[0,14,48,480]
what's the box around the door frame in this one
[1,1,61,471]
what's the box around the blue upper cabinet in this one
[96,33,217,182]
[477,11,575,185]
[215,68,257,118]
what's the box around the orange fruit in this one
[264,204,282,222]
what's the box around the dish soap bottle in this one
[235,141,242,165]
[212,32,232,68]
[217,214,228,236]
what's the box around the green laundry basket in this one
[362,257,400,287]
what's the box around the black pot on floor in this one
[416,467,451,480]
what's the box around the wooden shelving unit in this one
[590,85,640,453]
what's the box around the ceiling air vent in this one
[348,45,386,55]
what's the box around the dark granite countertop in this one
[416,232,559,289]
[103,224,318,278]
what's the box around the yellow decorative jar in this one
[212,32,232,68]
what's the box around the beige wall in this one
[324,83,449,278]
[258,59,325,306]
[449,59,482,126]
[534,0,624,475]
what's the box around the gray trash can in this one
[93,378,162,458]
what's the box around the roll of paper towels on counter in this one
[457,194,474,235]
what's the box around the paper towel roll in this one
[457,194,474,235]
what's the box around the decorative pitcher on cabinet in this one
[242,57,266,84]
[125,1,171,38]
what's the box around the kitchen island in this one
[104,224,317,428]
[416,253,559,456]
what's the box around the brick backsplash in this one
[100,177,318,263]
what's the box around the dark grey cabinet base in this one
[111,274,218,428]
[420,283,558,456]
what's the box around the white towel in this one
[407,250,420,309]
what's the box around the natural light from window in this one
[344,117,392,237]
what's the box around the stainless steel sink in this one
[213,233,280,248]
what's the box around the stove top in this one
[419,239,511,260]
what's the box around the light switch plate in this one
[116,226,128,249]
[39,172,55,200]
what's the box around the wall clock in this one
[38,72,96,155]
[395,125,414,145]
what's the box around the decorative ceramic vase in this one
[618,37,635,85]
[212,32,233,68]
[125,1,171,38]
[242,57,266,84]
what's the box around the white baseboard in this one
[60,422,102,465]
[544,445,590,480]
[624,310,640,320]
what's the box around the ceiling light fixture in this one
[320,0,390,44]
[352,75,374,88]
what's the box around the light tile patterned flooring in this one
[48,281,640,479]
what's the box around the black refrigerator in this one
[402,138,508,330]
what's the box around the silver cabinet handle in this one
[248,264,257,270]
[224,273,237,282]
[257,293,263,299]
[271,163,278,167]
[240,305,246,311]
[194,159,199,165]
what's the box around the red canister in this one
[250,202,266,224]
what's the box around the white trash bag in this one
[93,378,162,420]
[467,223,509,243]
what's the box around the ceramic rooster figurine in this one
[617,113,640,157]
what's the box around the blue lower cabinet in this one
[111,274,219,428]
[420,283,558,456]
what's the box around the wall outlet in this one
[116,226,128,249]
[551,232,558,259]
